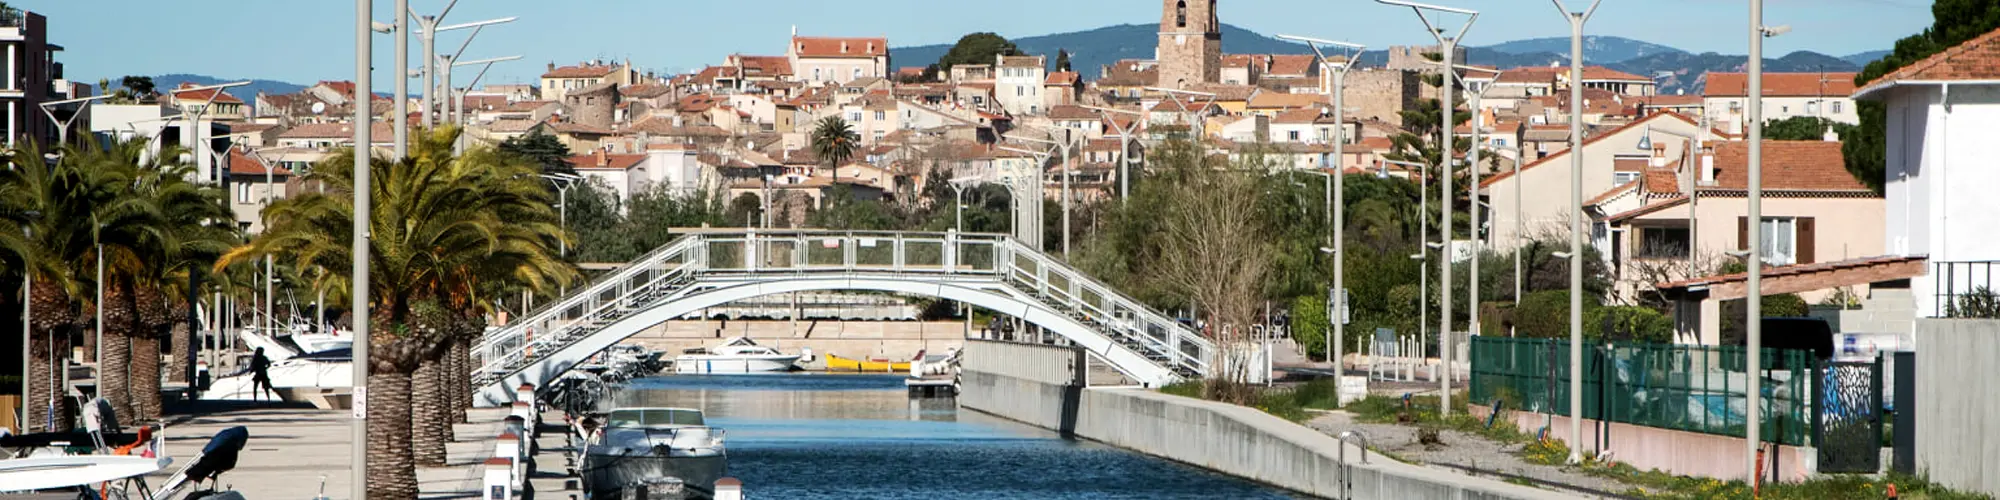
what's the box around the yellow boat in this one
[825,354,911,373]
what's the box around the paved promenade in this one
[150,401,512,499]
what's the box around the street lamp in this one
[451,55,523,154]
[1381,0,1478,419]
[947,177,980,233]
[1015,129,1079,258]
[172,81,252,184]
[1437,62,1505,346]
[1143,86,1218,141]
[999,145,1054,251]
[36,94,109,148]
[540,173,581,259]
[428,17,517,127]
[17,210,39,430]
[1081,105,1146,204]
[1384,158,1433,365]
[1744,1,1790,482]
[350,1,373,497]
[1549,0,1604,464]
[1281,33,1365,389]
[1485,143,1526,336]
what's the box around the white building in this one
[564,144,712,212]
[995,55,1047,116]
[1852,30,2000,319]
[1704,72,1860,135]
[788,35,889,86]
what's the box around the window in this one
[237,183,251,204]
[1287,130,1300,141]
[854,68,863,80]
[814,68,823,81]
[1017,87,1025,97]
[1729,101,1743,113]
[849,112,862,122]
[1780,105,1789,114]
[1638,226,1690,259]
[1760,217,1797,266]
[1613,171,1641,185]
[874,111,886,121]
[1832,101,1843,114]
[1176,0,1188,27]
[1805,102,1818,114]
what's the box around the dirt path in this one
[1304,411,1642,498]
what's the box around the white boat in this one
[200,347,351,409]
[673,337,801,374]
[579,407,727,498]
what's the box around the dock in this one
[148,401,514,499]
[904,376,959,398]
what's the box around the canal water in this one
[611,374,1304,499]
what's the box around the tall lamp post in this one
[1081,105,1147,205]
[1282,34,1366,384]
[540,173,581,259]
[1548,0,1604,463]
[1744,4,1791,482]
[999,145,1055,251]
[1143,86,1217,142]
[16,211,39,430]
[36,95,109,148]
[1381,0,1478,418]
[1384,158,1433,365]
[1436,63,1505,342]
[351,0,373,497]
[1015,129,1079,258]
[1484,143,1526,335]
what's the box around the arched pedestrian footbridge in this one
[471,230,1214,407]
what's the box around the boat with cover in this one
[672,337,801,374]
[579,407,727,499]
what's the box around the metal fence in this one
[1932,260,1999,318]
[1469,337,1817,446]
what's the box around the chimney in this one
[1650,142,1668,168]
[595,149,609,168]
[1700,151,1716,186]
[548,62,556,72]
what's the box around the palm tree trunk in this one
[367,369,419,499]
[411,353,447,467]
[451,337,470,423]
[130,331,162,420]
[27,279,76,432]
[167,321,190,384]
[100,284,136,419]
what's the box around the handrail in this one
[473,230,1215,387]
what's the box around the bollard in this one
[495,431,521,463]
[713,478,743,500]
[511,401,536,435]
[482,457,513,500]
[515,383,536,408]
[502,415,527,442]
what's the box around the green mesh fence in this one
[1469,336,1817,447]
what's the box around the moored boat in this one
[579,407,727,499]
[824,353,912,373]
[672,337,801,374]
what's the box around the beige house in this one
[540,60,637,102]
[789,35,889,86]
[166,84,247,120]
[1482,111,1716,252]
[1703,72,1860,135]
[995,55,1047,115]
[1598,140,1881,343]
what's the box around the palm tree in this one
[811,116,861,187]
[1,143,91,432]
[222,128,571,498]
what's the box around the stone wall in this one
[1914,319,2000,497]
[1342,69,1420,124]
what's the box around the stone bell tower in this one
[1158,0,1222,89]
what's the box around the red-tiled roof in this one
[1708,140,1870,192]
[1585,179,1639,206]
[1643,168,1681,195]
[735,55,794,77]
[1246,92,1327,109]
[172,83,243,105]
[792,36,888,59]
[229,148,291,176]
[1221,54,1268,69]
[1480,111,1702,188]
[566,152,646,171]
[1045,71,1079,86]
[543,64,620,79]
[1267,54,1317,77]
[1857,26,2000,96]
[1654,255,1928,291]
[1047,105,1099,121]
[1705,72,1859,98]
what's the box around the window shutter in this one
[1738,216,1749,253]
[1798,217,1816,264]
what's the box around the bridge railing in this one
[474,230,1214,384]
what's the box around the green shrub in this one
[1585,306,1674,344]
[1515,290,1602,338]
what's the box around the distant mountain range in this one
[151,74,305,102]
[890,26,1891,95]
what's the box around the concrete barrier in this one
[1467,406,1813,482]
[1914,319,2000,497]
[959,341,1577,499]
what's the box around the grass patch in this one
[1346,392,1535,446]
[1155,378,1343,422]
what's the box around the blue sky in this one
[28,0,1934,88]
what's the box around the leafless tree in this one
[1152,155,1271,400]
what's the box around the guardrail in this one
[473,230,1214,387]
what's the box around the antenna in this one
[310,102,327,114]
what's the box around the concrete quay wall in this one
[959,341,1578,499]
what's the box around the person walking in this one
[249,347,275,402]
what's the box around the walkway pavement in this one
[150,401,511,499]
